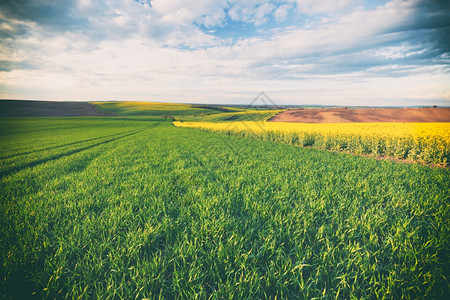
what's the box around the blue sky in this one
[0,0,449,106]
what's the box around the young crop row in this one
[1,119,449,299]
[174,121,450,166]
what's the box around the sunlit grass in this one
[1,118,448,298]
[91,101,282,122]
[90,101,238,118]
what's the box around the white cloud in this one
[0,0,448,106]
[228,1,277,25]
[374,44,426,59]
[274,4,291,22]
[77,0,93,9]
[295,0,360,15]
[151,0,229,28]
[226,0,417,65]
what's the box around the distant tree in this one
[433,105,438,108]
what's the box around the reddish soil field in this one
[269,107,450,123]
[0,100,107,117]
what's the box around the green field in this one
[91,101,281,122]
[1,114,449,298]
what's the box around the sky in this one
[0,0,449,106]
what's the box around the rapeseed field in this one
[174,121,450,166]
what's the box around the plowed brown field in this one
[269,107,450,123]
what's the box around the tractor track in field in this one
[0,123,160,179]
[0,130,139,160]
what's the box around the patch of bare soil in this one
[0,100,107,117]
[269,107,450,123]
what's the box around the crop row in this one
[1,119,449,299]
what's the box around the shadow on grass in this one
[0,123,160,179]
[0,130,139,160]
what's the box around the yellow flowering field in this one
[174,121,450,166]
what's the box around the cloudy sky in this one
[0,0,449,106]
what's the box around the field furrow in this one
[1,118,449,299]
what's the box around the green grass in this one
[1,117,449,299]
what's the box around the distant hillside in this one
[0,100,106,117]
[90,101,240,117]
